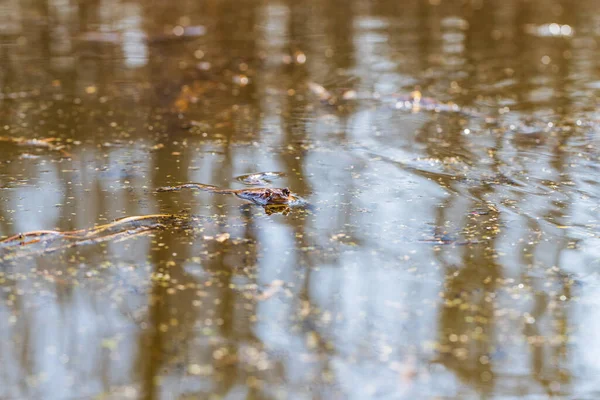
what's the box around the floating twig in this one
[0,214,181,259]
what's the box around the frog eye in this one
[282,188,291,196]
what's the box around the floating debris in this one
[76,31,123,44]
[307,82,358,105]
[0,214,186,260]
[77,25,206,45]
[0,90,41,100]
[256,280,286,301]
[232,74,250,87]
[19,153,42,160]
[308,82,333,102]
[524,23,574,38]
[284,50,307,65]
[173,81,215,112]
[0,136,71,157]
[391,90,466,114]
[235,172,286,185]
[215,233,230,243]
[417,234,486,246]
[147,25,206,44]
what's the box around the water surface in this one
[1,0,600,399]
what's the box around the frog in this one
[156,182,307,210]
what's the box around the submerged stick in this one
[39,225,162,255]
[1,230,71,244]
[2,225,163,260]
[0,214,179,253]
[82,214,175,237]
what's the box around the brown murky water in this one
[1,0,600,399]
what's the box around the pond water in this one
[1,0,600,399]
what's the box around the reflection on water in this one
[1,0,600,398]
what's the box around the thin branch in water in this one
[0,214,184,259]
